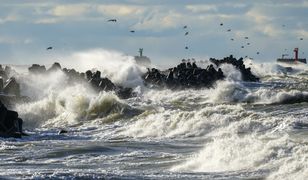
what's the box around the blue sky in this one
[0,0,307,65]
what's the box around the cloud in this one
[97,4,145,17]
[0,36,32,44]
[133,10,182,31]
[296,29,308,38]
[0,14,19,24]
[35,18,59,24]
[51,4,90,17]
[186,4,217,13]
[246,8,272,24]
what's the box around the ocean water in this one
[1,50,308,179]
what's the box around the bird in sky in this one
[245,37,249,39]
[257,52,260,54]
[185,46,189,49]
[46,47,53,50]
[220,23,223,26]
[183,25,187,29]
[130,30,135,33]
[185,32,189,36]
[231,38,234,41]
[300,38,304,40]
[247,43,250,45]
[107,19,117,22]
[241,46,244,48]
[227,29,231,32]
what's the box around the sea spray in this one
[60,49,146,88]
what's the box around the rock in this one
[47,62,62,72]
[58,129,68,134]
[210,55,259,82]
[3,77,20,97]
[28,64,46,74]
[0,100,24,138]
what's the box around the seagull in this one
[130,30,135,33]
[185,32,189,36]
[183,25,187,29]
[220,23,223,26]
[185,46,189,49]
[46,47,53,50]
[107,19,117,22]
[227,29,231,32]
[257,52,260,54]
[241,46,244,48]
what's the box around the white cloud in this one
[296,29,308,38]
[0,14,19,24]
[35,18,59,24]
[51,4,90,17]
[186,5,217,13]
[133,10,182,31]
[97,4,145,17]
[246,9,272,24]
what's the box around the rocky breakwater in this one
[143,56,259,89]
[28,62,135,99]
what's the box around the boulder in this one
[0,101,24,138]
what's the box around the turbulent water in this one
[1,50,308,179]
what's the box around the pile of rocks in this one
[210,55,259,82]
[143,56,260,89]
[28,62,134,99]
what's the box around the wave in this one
[16,84,139,129]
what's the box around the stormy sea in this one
[1,50,308,179]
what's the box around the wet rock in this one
[58,129,68,134]
[47,62,62,72]
[28,64,46,74]
[3,77,20,97]
[0,100,24,138]
[142,55,259,89]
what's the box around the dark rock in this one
[0,100,24,138]
[58,129,68,134]
[3,77,20,97]
[210,55,259,82]
[28,64,46,74]
[47,62,62,72]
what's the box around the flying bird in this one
[257,52,260,54]
[107,19,117,22]
[220,23,223,26]
[241,46,244,48]
[130,30,135,33]
[230,38,234,41]
[247,43,250,45]
[46,47,53,50]
[245,37,249,39]
[185,46,189,49]
[183,25,187,29]
[227,29,231,32]
[300,38,304,40]
[185,32,189,36]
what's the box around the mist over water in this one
[1,49,308,179]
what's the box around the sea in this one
[0,50,307,179]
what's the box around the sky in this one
[0,0,307,66]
